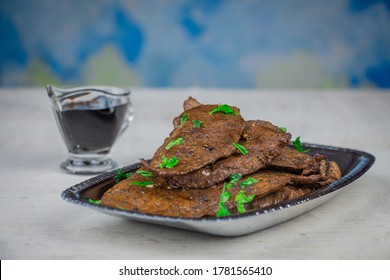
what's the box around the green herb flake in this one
[230,173,242,183]
[180,113,189,126]
[88,198,101,205]
[159,156,179,169]
[226,173,242,189]
[279,127,287,132]
[130,181,154,187]
[240,177,259,188]
[209,104,238,115]
[216,183,233,217]
[165,137,184,150]
[235,190,255,213]
[192,120,203,128]
[135,170,155,178]
[233,143,248,155]
[292,136,310,153]
[114,168,133,183]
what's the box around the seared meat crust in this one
[269,146,341,186]
[248,186,312,211]
[102,170,290,218]
[101,169,338,218]
[101,97,342,219]
[145,104,245,177]
[270,146,325,175]
[160,120,291,188]
[183,96,202,111]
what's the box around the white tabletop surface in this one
[0,87,389,260]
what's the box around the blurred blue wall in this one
[1,0,389,88]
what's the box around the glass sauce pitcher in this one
[47,85,134,174]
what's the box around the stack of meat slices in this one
[101,98,341,218]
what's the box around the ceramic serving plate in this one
[62,143,375,236]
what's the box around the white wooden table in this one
[0,87,389,259]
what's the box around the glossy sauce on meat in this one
[101,97,342,219]
[162,120,291,188]
[145,104,245,176]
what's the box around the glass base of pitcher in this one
[60,156,118,175]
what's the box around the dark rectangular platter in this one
[62,143,375,236]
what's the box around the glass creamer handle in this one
[119,100,134,136]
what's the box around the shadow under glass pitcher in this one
[47,85,134,175]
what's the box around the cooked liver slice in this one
[161,120,291,188]
[269,146,341,186]
[101,98,342,218]
[183,96,202,111]
[101,170,292,218]
[101,168,340,218]
[144,104,245,176]
[248,186,312,211]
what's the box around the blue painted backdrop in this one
[1,0,389,88]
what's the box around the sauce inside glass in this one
[55,103,128,155]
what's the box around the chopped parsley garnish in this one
[216,173,243,217]
[209,104,238,115]
[159,155,179,169]
[165,137,184,150]
[88,198,101,205]
[240,177,259,188]
[235,190,255,213]
[136,170,155,177]
[114,168,133,183]
[233,143,248,155]
[292,136,310,153]
[226,173,242,189]
[130,181,154,187]
[192,120,203,128]
[216,173,257,217]
[279,127,287,132]
[180,114,189,126]
[216,182,232,217]
[229,173,242,183]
